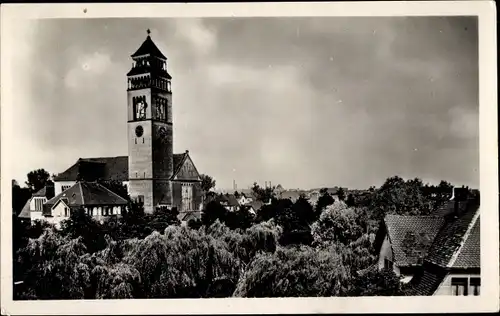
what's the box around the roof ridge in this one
[95,182,128,203]
[79,182,85,205]
[446,209,480,268]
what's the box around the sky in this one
[9,16,479,190]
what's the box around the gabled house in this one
[43,181,128,228]
[406,204,480,296]
[375,187,478,286]
[247,200,265,215]
[237,193,254,206]
[218,194,240,212]
[375,215,445,283]
[17,184,55,224]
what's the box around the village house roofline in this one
[43,181,128,216]
[53,153,196,182]
[376,214,446,268]
[405,205,480,296]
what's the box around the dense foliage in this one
[13,174,460,299]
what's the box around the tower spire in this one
[147,28,151,36]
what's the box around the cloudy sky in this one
[10,16,478,190]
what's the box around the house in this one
[247,200,265,215]
[17,184,55,224]
[278,190,305,203]
[375,215,446,283]
[406,203,480,296]
[375,186,481,295]
[218,194,240,212]
[42,181,128,228]
[237,193,254,205]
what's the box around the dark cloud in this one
[12,16,478,190]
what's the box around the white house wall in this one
[30,211,44,222]
[377,235,401,275]
[433,273,481,296]
[54,181,76,196]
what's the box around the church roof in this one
[131,35,167,60]
[53,154,190,182]
[44,182,128,215]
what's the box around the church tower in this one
[127,30,173,213]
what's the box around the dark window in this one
[470,277,480,296]
[451,278,468,296]
[384,258,393,270]
[138,195,144,204]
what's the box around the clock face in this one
[135,125,144,137]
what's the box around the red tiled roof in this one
[384,215,445,267]
[44,182,128,216]
[53,154,187,182]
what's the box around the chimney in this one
[45,181,55,200]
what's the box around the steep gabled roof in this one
[425,205,480,268]
[53,154,188,182]
[44,182,128,216]
[218,194,239,207]
[171,151,201,181]
[452,216,480,268]
[383,215,445,267]
[18,199,31,219]
[131,35,167,59]
[249,200,264,211]
[406,264,448,296]
[405,204,481,296]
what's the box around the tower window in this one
[133,96,147,120]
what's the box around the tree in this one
[337,187,346,201]
[315,190,335,213]
[346,194,355,207]
[147,206,181,232]
[25,169,51,193]
[200,174,216,193]
[311,202,364,246]
[233,245,351,297]
[225,206,254,230]
[251,182,276,202]
[12,181,32,215]
[369,176,434,220]
[349,268,403,296]
[60,207,107,253]
[201,201,229,227]
[276,197,315,246]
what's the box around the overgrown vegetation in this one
[12,173,463,299]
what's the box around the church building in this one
[52,31,203,216]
